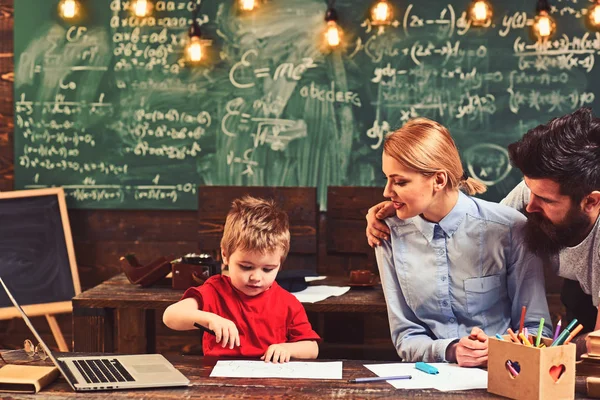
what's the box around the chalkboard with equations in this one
[14,0,600,209]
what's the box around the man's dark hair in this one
[508,107,600,202]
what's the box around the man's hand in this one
[207,315,240,349]
[261,343,291,363]
[365,201,394,247]
[446,327,489,367]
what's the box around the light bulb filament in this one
[473,1,487,21]
[537,16,551,37]
[591,4,600,26]
[326,21,341,47]
[60,0,77,19]
[240,0,255,11]
[373,2,389,23]
[133,0,148,17]
[187,37,203,62]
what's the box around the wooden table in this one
[6,355,594,399]
[72,274,388,354]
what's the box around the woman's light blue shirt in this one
[375,191,553,362]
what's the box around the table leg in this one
[72,306,114,352]
[116,308,148,354]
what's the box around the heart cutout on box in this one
[549,364,566,382]
[505,360,521,378]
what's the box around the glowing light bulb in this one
[59,0,78,19]
[186,36,203,62]
[534,11,555,39]
[590,3,600,27]
[325,20,341,47]
[473,2,487,21]
[371,0,392,25]
[240,0,256,11]
[132,0,150,17]
[468,0,492,26]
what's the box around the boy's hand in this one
[261,344,291,363]
[207,315,240,349]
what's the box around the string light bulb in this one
[588,1,600,29]
[371,0,393,26]
[324,7,342,48]
[58,0,80,20]
[131,0,152,17]
[468,0,493,26]
[239,0,256,11]
[186,21,203,63]
[533,0,556,40]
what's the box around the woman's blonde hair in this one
[383,118,486,195]
[220,195,291,262]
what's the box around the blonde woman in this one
[374,118,551,366]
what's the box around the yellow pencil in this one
[519,332,532,346]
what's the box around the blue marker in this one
[415,362,439,375]
[495,333,504,340]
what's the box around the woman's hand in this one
[446,327,489,367]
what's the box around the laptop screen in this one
[0,277,76,390]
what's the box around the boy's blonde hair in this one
[220,195,291,262]
[384,117,487,196]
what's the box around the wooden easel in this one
[45,315,68,352]
[0,188,82,353]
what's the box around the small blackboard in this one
[0,188,81,319]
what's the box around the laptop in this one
[0,278,190,391]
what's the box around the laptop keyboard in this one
[73,359,135,384]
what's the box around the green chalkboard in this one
[14,0,600,209]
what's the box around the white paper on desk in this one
[364,363,487,391]
[304,276,327,282]
[210,360,343,379]
[291,285,350,303]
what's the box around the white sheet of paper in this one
[292,285,350,303]
[304,276,327,282]
[210,360,343,379]
[365,363,487,391]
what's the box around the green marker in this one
[535,317,544,347]
[551,318,578,347]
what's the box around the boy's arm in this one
[162,298,212,330]
[262,340,318,362]
[163,297,241,348]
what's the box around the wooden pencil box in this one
[488,335,576,400]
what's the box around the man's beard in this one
[524,206,592,256]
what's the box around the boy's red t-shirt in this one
[181,274,320,357]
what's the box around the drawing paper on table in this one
[364,363,487,391]
[291,286,350,303]
[210,360,343,379]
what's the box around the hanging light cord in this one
[536,0,550,13]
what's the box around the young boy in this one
[162,196,320,363]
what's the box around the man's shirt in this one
[376,191,552,363]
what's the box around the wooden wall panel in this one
[0,1,13,192]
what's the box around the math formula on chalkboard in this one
[14,0,600,209]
